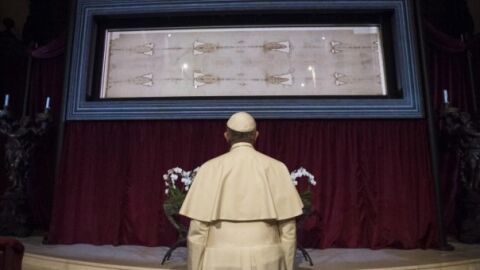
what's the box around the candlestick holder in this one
[440,105,480,243]
[0,108,52,236]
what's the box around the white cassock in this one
[180,142,304,270]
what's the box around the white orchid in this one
[181,177,192,186]
[163,166,314,197]
[163,166,200,196]
[290,167,316,187]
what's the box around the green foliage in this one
[300,189,313,215]
[164,188,186,216]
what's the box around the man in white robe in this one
[180,112,304,270]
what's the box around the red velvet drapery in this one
[423,21,480,234]
[424,20,476,113]
[27,37,65,229]
[48,119,439,248]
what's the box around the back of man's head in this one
[225,112,258,145]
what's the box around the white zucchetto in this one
[226,112,256,132]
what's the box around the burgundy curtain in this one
[423,20,480,234]
[48,119,439,248]
[26,38,66,229]
[424,21,474,113]
[469,34,480,113]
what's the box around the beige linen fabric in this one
[180,142,303,270]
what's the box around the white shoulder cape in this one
[179,144,304,222]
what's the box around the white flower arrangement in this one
[163,166,316,196]
[290,167,317,186]
[163,167,199,196]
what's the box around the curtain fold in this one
[424,18,479,113]
[48,119,439,248]
[26,39,66,230]
[30,37,66,59]
[423,19,480,235]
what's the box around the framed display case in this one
[66,0,423,120]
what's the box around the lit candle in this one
[3,94,9,109]
[443,89,449,104]
[45,97,51,111]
